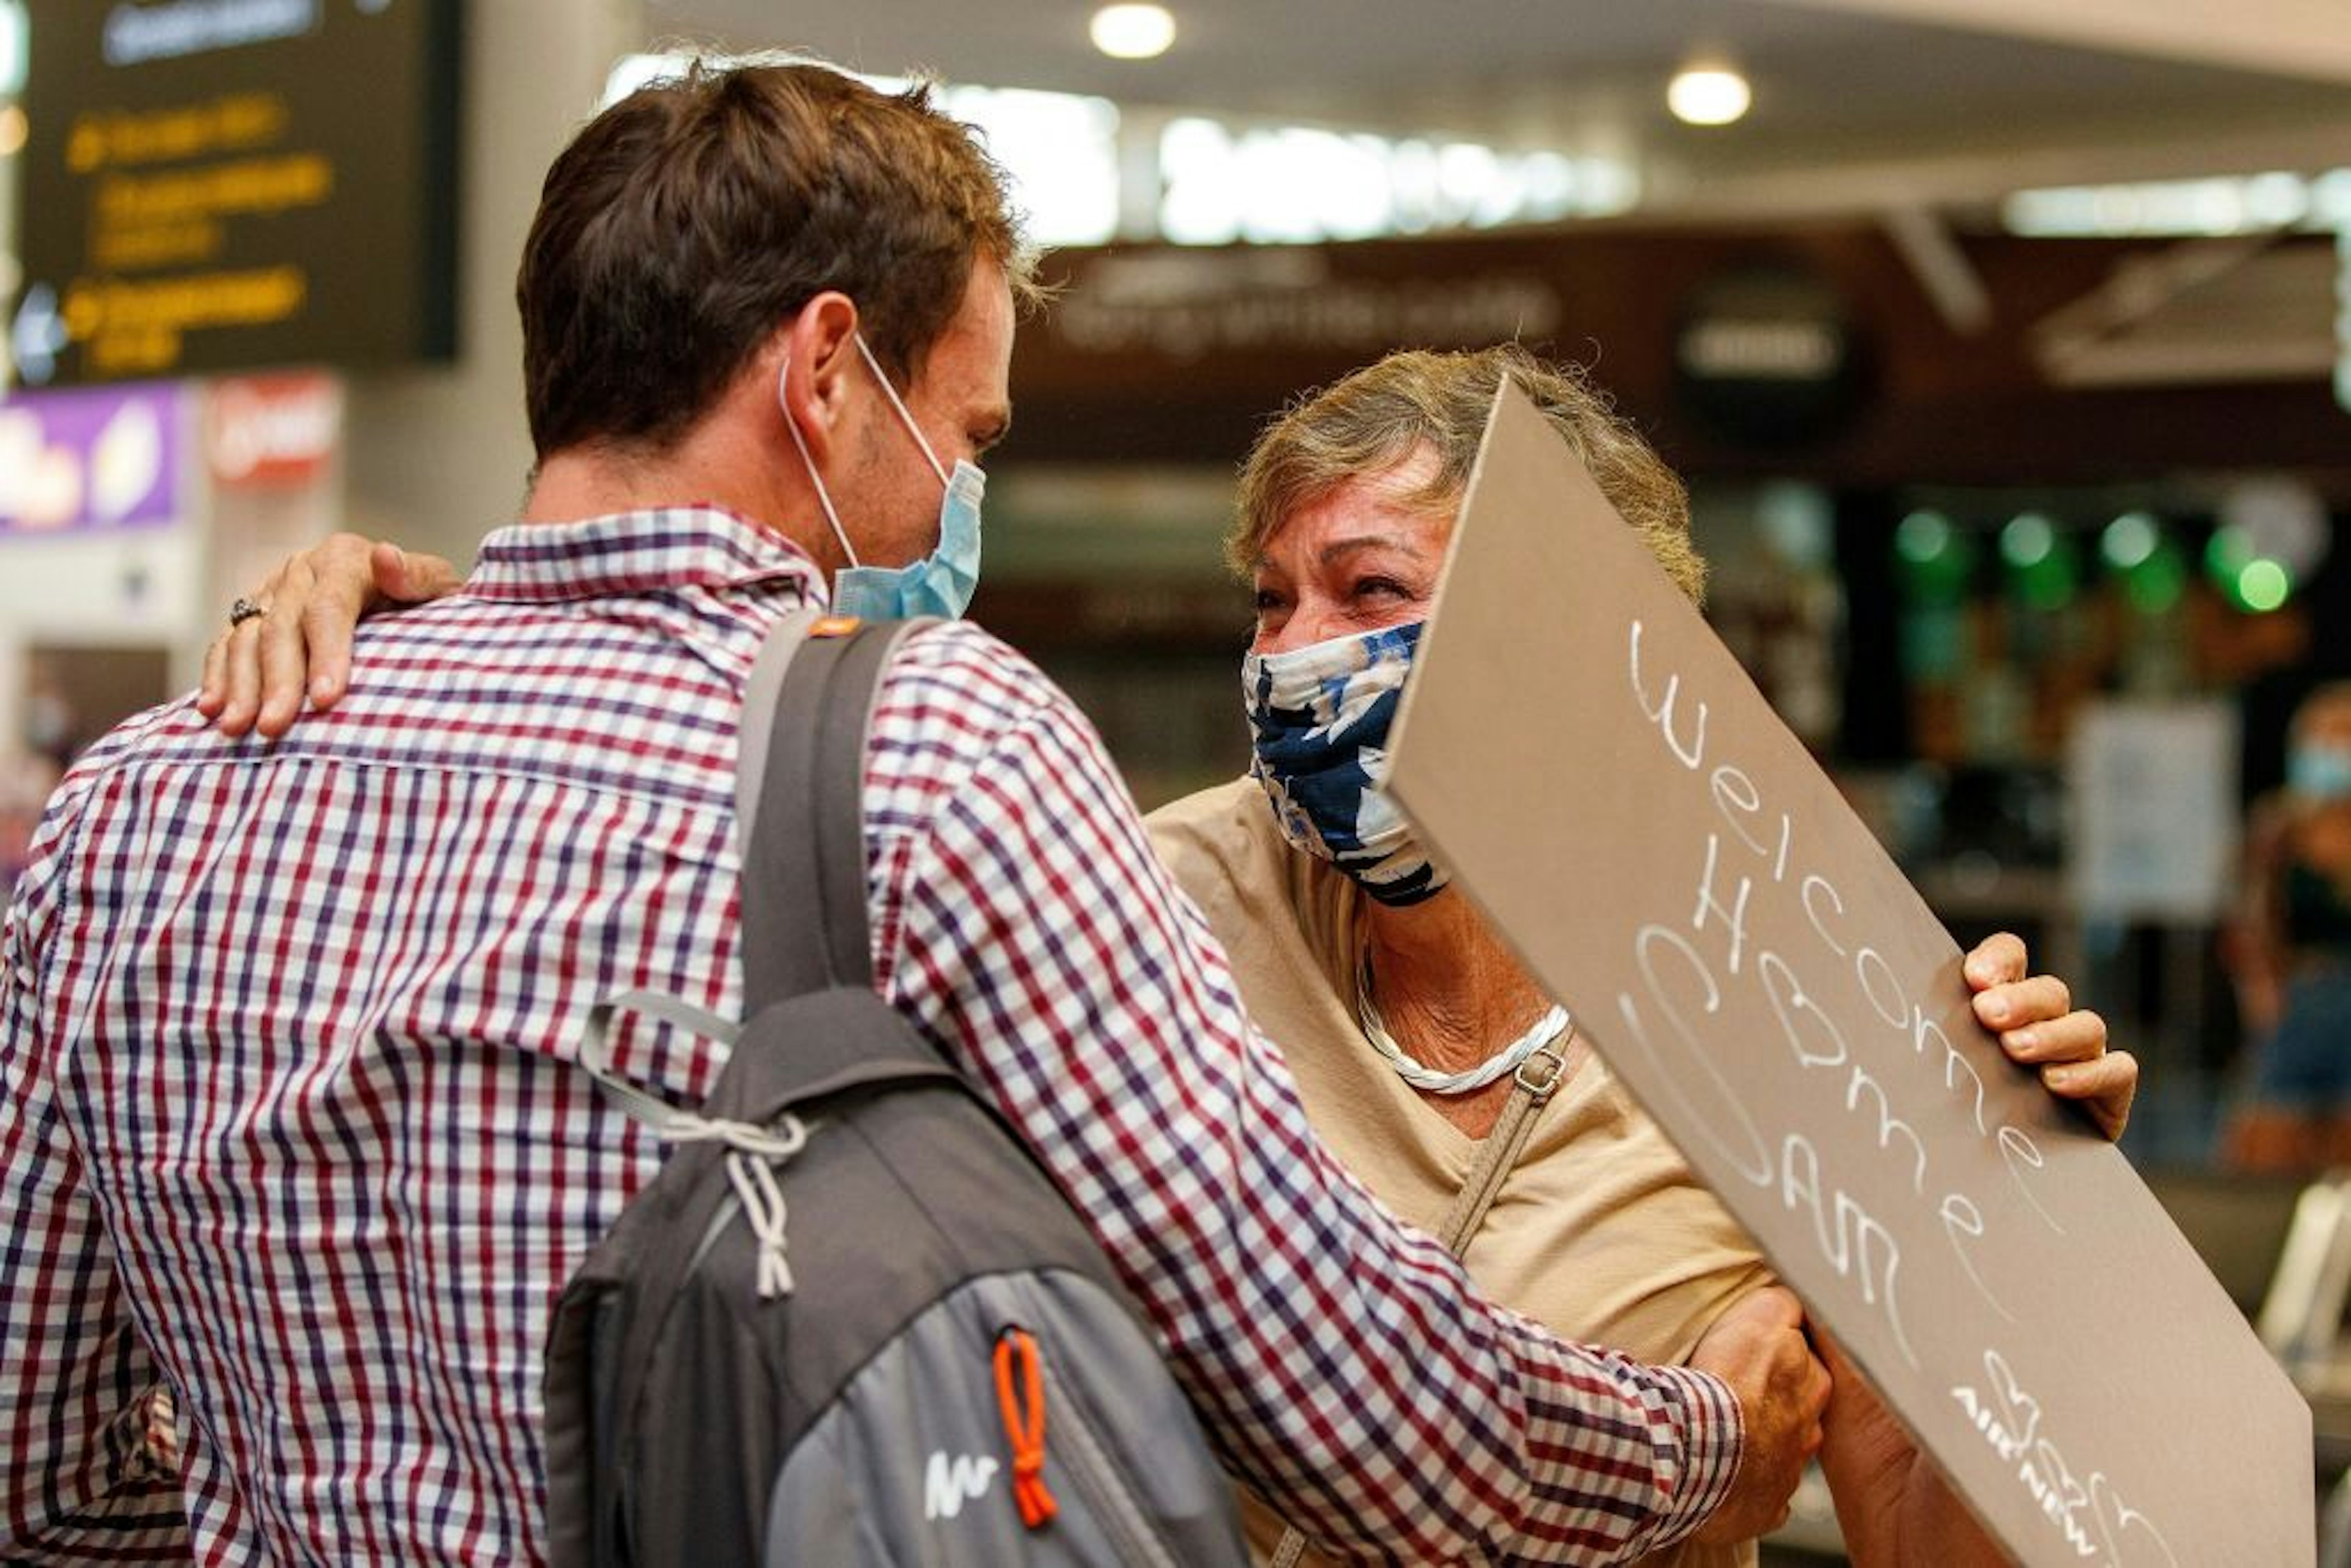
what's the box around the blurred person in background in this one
[219,344,2136,1567]
[2,61,1829,1566]
[2225,680,2351,1171]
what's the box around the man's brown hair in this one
[516,61,1037,460]
[1231,343,1706,604]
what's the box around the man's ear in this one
[774,291,861,465]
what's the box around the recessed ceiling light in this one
[1668,62,1751,127]
[1090,3,1176,61]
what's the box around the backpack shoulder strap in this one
[737,610,937,1013]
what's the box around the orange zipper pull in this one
[992,1327,1059,1530]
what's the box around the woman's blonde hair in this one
[1229,343,1706,604]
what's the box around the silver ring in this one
[228,596,266,628]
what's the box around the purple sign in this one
[0,382,187,538]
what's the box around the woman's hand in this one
[1962,931,2135,1139]
[197,533,460,738]
[1810,1322,2008,1568]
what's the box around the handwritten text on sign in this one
[1384,382,2309,1567]
[1618,618,2166,1563]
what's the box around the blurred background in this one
[1,0,2347,1555]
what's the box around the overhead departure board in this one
[12,0,461,387]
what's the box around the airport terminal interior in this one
[3,0,2349,1559]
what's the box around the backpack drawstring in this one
[636,1087,807,1304]
[576,992,808,1302]
[724,1144,798,1300]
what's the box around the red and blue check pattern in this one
[1,507,1737,1565]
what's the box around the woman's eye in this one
[1354,577,1411,601]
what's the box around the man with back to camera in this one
[0,62,1828,1562]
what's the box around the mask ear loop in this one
[853,336,951,488]
[778,351,863,569]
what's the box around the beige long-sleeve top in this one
[1147,779,1777,1568]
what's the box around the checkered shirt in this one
[1,508,1738,1566]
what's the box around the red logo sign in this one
[207,372,340,487]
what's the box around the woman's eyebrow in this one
[1317,534,1427,568]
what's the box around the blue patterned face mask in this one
[781,336,984,620]
[2291,743,2351,802]
[1241,621,1449,907]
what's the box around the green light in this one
[1896,510,1953,563]
[2000,512,2055,568]
[2101,511,2159,570]
[2124,545,2188,615]
[1895,512,1976,607]
[2019,535,2077,610]
[2237,557,2293,612]
[2206,523,2254,581]
[2021,561,2075,610]
[1900,606,1964,682]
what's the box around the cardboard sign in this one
[1386,383,2309,1567]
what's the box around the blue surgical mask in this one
[1240,621,1448,907]
[781,336,984,620]
[2290,743,2351,802]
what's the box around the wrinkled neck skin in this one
[1362,887,1555,1077]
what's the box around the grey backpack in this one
[541,612,1249,1566]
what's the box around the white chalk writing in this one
[1625,617,2039,1324]
[1952,1352,2177,1566]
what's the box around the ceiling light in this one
[0,1,22,99]
[1090,4,1176,61]
[1668,62,1750,127]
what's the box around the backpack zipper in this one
[1018,1326,1183,1568]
